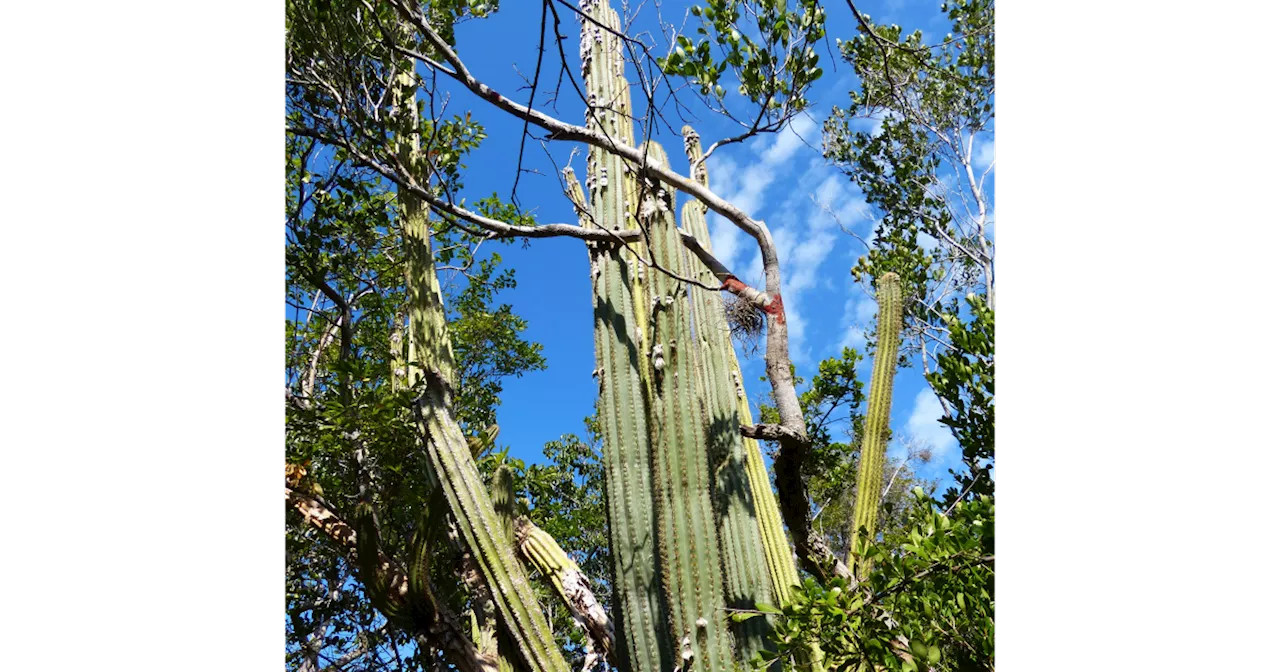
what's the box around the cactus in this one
[394,58,571,672]
[488,465,520,672]
[679,127,779,663]
[639,140,737,672]
[575,2,673,672]
[514,516,617,667]
[573,2,811,669]
[848,272,904,577]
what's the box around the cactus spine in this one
[849,272,904,576]
[679,127,778,663]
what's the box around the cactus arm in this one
[677,128,778,664]
[679,126,799,600]
[848,273,904,576]
[390,66,456,399]
[413,376,571,672]
[488,465,525,672]
[513,516,618,668]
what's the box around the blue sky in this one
[426,0,984,488]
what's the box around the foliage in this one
[764,490,994,672]
[659,0,827,122]
[823,0,994,505]
[285,110,548,669]
[447,252,547,434]
[927,294,993,503]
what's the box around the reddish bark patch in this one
[764,292,786,324]
[720,276,750,294]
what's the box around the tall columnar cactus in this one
[639,140,737,672]
[849,272,904,576]
[394,61,571,672]
[572,2,818,670]
[574,3,671,671]
[679,127,778,662]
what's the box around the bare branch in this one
[387,0,771,248]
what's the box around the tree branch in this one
[285,485,499,672]
[386,0,770,249]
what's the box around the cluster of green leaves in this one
[928,294,993,503]
[763,490,994,671]
[658,0,826,120]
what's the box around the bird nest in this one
[724,293,764,357]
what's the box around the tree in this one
[823,0,994,503]
[285,1,995,671]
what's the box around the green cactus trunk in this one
[678,128,778,664]
[394,63,570,672]
[576,4,672,671]
[848,272,904,577]
[640,141,737,672]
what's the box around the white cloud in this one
[904,388,958,460]
[837,294,878,352]
[702,116,826,270]
[760,115,819,166]
[974,137,995,171]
